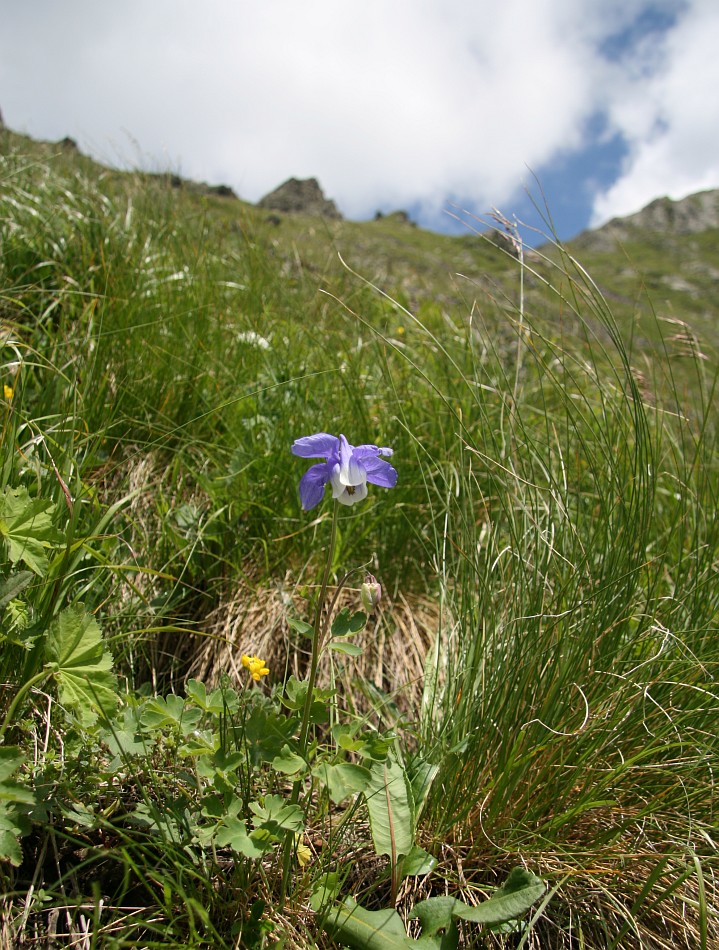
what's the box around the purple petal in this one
[354,443,393,458]
[291,433,338,459]
[298,462,331,510]
[363,457,398,488]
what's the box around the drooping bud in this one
[360,574,382,613]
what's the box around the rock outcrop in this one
[577,188,719,252]
[258,177,342,219]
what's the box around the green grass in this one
[0,129,717,948]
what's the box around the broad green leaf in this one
[408,759,439,821]
[451,868,545,925]
[140,694,202,735]
[0,487,64,576]
[401,845,437,877]
[271,744,307,775]
[328,640,363,657]
[324,897,414,950]
[0,749,34,805]
[214,815,270,859]
[366,755,414,861]
[409,897,463,934]
[45,605,117,727]
[287,617,314,639]
[0,749,34,867]
[102,719,151,761]
[185,679,239,716]
[0,570,33,609]
[331,607,366,638]
[313,761,371,803]
[309,871,342,913]
[249,794,304,834]
[0,808,25,866]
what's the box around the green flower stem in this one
[0,670,52,743]
[297,500,339,757]
[281,501,339,902]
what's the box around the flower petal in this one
[291,433,339,459]
[338,434,365,486]
[354,444,393,458]
[363,456,398,488]
[333,480,368,506]
[298,462,331,510]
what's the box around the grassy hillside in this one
[1,128,717,948]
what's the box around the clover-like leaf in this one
[249,794,304,835]
[271,744,307,776]
[214,815,271,859]
[331,607,366,638]
[45,605,118,727]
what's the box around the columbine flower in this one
[360,574,382,613]
[291,432,397,511]
[241,654,270,681]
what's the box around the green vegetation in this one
[1,128,717,947]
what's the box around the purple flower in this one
[291,432,398,511]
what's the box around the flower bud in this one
[360,574,382,613]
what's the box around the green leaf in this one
[249,794,304,835]
[331,607,367,638]
[0,749,34,805]
[313,761,372,803]
[0,570,33,609]
[141,693,187,729]
[0,749,34,867]
[271,744,307,775]
[324,897,414,950]
[407,897,461,949]
[451,868,545,926]
[366,755,414,862]
[309,871,342,913]
[408,759,439,822]
[214,815,270,859]
[328,640,364,657]
[45,605,118,727]
[0,487,64,576]
[401,845,437,877]
[0,807,25,866]
[287,617,314,639]
[185,679,239,716]
[101,707,152,761]
[140,694,202,735]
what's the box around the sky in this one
[2,0,718,242]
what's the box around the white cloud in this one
[590,0,719,225]
[2,1,717,232]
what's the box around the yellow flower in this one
[3,384,13,401]
[396,326,405,336]
[295,834,312,867]
[241,653,270,681]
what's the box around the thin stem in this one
[297,501,339,756]
[0,670,52,743]
[281,501,340,901]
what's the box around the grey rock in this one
[258,177,342,219]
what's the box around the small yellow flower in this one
[241,653,269,681]
[295,833,312,867]
[396,326,405,336]
[3,384,13,401]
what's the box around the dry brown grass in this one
[186,580,440,724]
